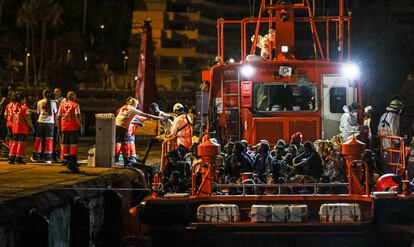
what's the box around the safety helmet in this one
[364,105,373,114]
[173,103,184,113]
[390,100,404,109]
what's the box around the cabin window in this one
[253,83,317,112]
[329,87,347,113]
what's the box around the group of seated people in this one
[220,133,323,189]
[161,132,377,195]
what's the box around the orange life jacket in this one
[59,101,80,131]
[11,104,29,134]
[174,114,193,149]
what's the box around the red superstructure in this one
[205,0,360,144]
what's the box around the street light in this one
[67,49,71,62]
[123,55,128,73]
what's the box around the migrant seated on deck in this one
[272,144,293,183]
[290,141,323,183]
[162,149,191,193]
[253,142,274,184]
[224,141,253,183]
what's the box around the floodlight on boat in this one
[240,64,255,78]
[341,63,360,80]
[281,45,289,53]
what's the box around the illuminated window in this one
[253,83,317,112]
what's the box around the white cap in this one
[364,105,373,113]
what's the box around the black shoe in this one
[8,159,15,164]
[66,163,80,173]
[15,158,26,164]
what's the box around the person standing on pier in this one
[31,89,58,164]
[57,91,81,171]
[115,97,161,167]
[9,93,33,164]
[52,88,66,162]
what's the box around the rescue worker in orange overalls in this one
[57,91,81,172]
[31,89,58,164]
[9,93,33,164]
[4,92,17,159]
[115,97,160,167]
[169,103,193,150]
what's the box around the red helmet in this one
[291,132,303,143]
[375,173,401,192]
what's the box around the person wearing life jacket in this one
[9,93,33,164]
[52,88,66,162]
[378,100,403,150]
[57,91,81,172]
[115,97,160,167]
[339,102,361,140]
[169,103,193,150]
[31,89,58,164]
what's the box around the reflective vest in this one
[5,102,15,127]
[171,114,193,149]
[115,104,141,129]
[11,104,29,134]
[59,101,80,131]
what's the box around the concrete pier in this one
[0,163,148,247]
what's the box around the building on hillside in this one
[131,0,248,92]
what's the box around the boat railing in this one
[213,182,349,196]
[375,135,406,174]
[160,137,177,172]
[190,159,370,197]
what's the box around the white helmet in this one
[173,103,184,113]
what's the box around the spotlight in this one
[240,64,255,78]
[341,63,360,80]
